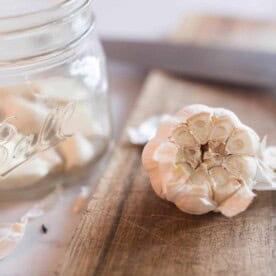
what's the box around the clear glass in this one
[0,0,110,199]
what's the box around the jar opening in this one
[0,0,94,65]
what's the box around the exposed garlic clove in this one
[213,108,241,128]
[187,112,213,144]
[57,133,95,170]
[226,127,260,155]
[223,155,257,185]
[209,166,241,204]
[217,185,255,217]
[203,151,223,169]
[185,165,213,199]
[171,125,198,147]
[1,96,48,134]
[210,115,235,143]
[208,141,225,154]
[173,166,216,214]
[175,146,201,169]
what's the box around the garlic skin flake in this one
[142,105,275,217]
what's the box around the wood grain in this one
[60,16,276,276]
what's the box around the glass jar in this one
[0,0,110,199]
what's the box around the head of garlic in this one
[142,104,275,217]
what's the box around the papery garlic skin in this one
[142,105,271,217]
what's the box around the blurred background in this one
[92,0,276,139]
[94,0,276,39]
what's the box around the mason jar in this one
[0,0,110,199]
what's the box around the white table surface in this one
[1,0,276,275]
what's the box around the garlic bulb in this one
[142,104,275,217]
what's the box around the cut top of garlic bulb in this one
[142,104,274,217]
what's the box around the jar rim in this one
[0,0,95,67]
[0,0,91,33]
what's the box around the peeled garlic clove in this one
[210,115,235,143]
[187,112,213,144]
[172,125,198,147]
[0,83,38,101]
[209,166,241,204]
[0,221,27,260]
[217,185,255,217]
[62,104,104,138]
[57,133,95,170]
[33,77,88,103]
[0,157,51,190]
[40,149,63,173]
[223,155,257,185]
[1,96,48,134]
[226,127,259,155]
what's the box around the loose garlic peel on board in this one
[142,105,276,217]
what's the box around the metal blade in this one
[102,38,276,87]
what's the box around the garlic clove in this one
[187,112,213,144]
[185,165,213,199]
[175,146,201,169]
[175,194,217,215]
[0,221,27,260]
[263,146,276,170]
[173,166,216,214]
[172,125,198,147]
[217,185,255,217]
[223,155,257,185]
[61,104,103,138]
[1,96,48,134]
[226,127,260,155]
[209,166,241,204]
[213,108,241,128]
[142,140,172,199]
[33,77,88,103]
[153,142,178,195]
[203,151,223,169]
[40,149,63,173]
[254,160,276,190]
[0,157,51,190]
[57,133,95,170]
[165,163,193,201]
[210,115,235,143]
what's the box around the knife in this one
[101,38,276,87]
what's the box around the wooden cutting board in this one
[60,15,276,276]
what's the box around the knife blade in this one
[102,38,276,87]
